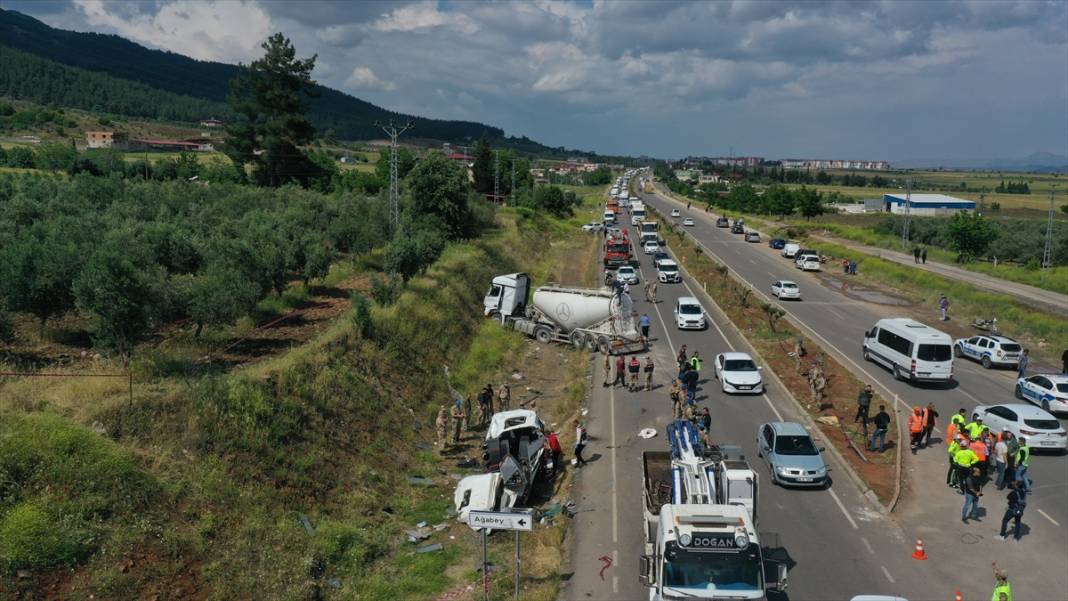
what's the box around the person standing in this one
[435,406,449,450]
[497,384,511,412]
[994,431,1010,490]
[947,408,967,441]
[1015,438,1031,492]
[628,356,641,391]
[996,481,1027,541]
[450,400,466,444]
[939,294,950,321]
[1004,431,1019,485]
[613,355,627,388]
[689,351,703,373]
[921,402,939,448]
[642,281,652,302]
[1017,349,1030,379]
[953,441,979,494]
[697,408,712,448]
[947,436,963,487]
[648,280,658,304]
[907,406,925,453]
[573,420,589,467]
[644,356,655,391]
[676,345,689,374]
[990,564,1012,601]
[602,352,612,387]
[869,405,891,452]
[683,364,699,404]
[962,467,983,523]
[913,246,921,263]
[670,380,683,420]
[850,259,857,275]
[854,384,873,435]
[921,247,928,264]
[639,313,651,342]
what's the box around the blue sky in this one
[8,0,1067,161]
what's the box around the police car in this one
[1015,373,1068,414]
[953,334,1022,369]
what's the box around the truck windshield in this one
[662,543,762,593]
[607,244,629,253]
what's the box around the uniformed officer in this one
[450,400,466,444]
[435,406,449,450]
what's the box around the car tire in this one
[981,356,992,369]
[862,347,871,362]
[1043,400,1051,412]
[893,366,905,381]
[1014,384,1023,400]
[954,345,963,358]
[534,327,553,344]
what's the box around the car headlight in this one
[733,528,749,549]
[775,465,789,474]
[679,533,692,547]
[816,466,827,475]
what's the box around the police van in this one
[862,318,953,383]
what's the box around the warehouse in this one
[881,193,976,216]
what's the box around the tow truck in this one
[640,421,786,599]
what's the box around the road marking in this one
[880,565,895,584]
[610,384,618,545]
[827,486,859,529]
[635,263,678,358]
[1037,508,1061,526]
[612,550,619,593]
[824,305,846,320]
[761,393,784,422]
[955,386,983,407]
[860,536,875,555]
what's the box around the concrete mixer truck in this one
[484,273,645,354]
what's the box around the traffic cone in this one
[911,537,928,560]
[954,589,963,601]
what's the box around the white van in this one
[781,243,801,258]
[862,318,954,383]
[603,210,616,225]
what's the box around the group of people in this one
[840,258,858,275]
[912,246,929,264]
[434,382,512,449]
[606,353,656,392]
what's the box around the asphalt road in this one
[562,209,944,600]
[635,186,1068,600]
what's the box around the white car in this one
[643,239,660,254]
[674,296,706,329]
[953,334,1022,368]
[657,259,680,283]
[781,243,801,258]
[971,404,1067,451]
[670,209,681,217]
[714,352,765,394]
[682,217,695,226]
[796,255,821,271]
[771,280,800,300]
[1015,374,1068,414]
[581,223,602,232]
[615,265,639,285]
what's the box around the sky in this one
[6,0,1068,161]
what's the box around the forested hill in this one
[0,8,504,144]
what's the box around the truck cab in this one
[484,273,530,318]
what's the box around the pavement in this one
[561,211,946,600]
[615,185,1068,600]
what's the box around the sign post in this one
[467,510,534,601]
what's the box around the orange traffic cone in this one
[954,589,963,601]
[911,537,928,560]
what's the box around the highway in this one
[632,184,1068,600]
[562,205,943,600]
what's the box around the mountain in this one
[0,8,617,159]
[892,152,1068,173]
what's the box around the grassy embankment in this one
[0,187,605,600]
[653,212,898,504]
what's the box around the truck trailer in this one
[483,273,644,354]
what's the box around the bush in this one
[0,502,89,570]
[350,291,374,338]
[369,274,401,306]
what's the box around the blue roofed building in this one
[882,193,976,216]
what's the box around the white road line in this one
[880,565,895,584]
[1037,508,1061,526]
[825,305,846,320]
[761,393,784,422]
[634,264,678,358]
[860,536,875,555]
[768,271,777,279]
[827,486,859,530]
[610,384,618,545]
[955,386,983,407]
[612,550,619,593]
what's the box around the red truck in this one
[603,230,632,268]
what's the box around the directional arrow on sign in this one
[467,509,535,531]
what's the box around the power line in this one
[373,119,413,230]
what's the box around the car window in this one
[989,406,1017,421]
[782,282,797,289]
[1056,383,1068,393]
[774,281,781,287]
[1000,343,1021,352]
[917,344,952,362]
[1023,418,1060,430]
[774,434,819,456]
[1033,377,1051,389]
[724,359,757,371]
[967,337,979,344]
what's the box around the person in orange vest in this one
[920,402,938,448]
[907,406,925,454]
[970,435,989,480]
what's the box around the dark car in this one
[769,238,787,250]
[731,223,744,234]
[716,217,729,227]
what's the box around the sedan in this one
[756,422,828,487]
[670,209,681,217]
[769,238,787,250]
[771,280,800,300]
[744,231,760,243]
[643,240,660,254]
[1015,374,1068,414]
[716,217,730,227]
[615,265,639,285]
[972,404,1067,451]
[682,217,695,227]
[581,223,602,232]
[714,352,764,394]
[652,251,670,268]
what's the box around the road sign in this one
[468,510,534,531]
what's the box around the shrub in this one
[350,291,374,339]
[0,502,89,570]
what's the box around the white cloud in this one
[72,0,272,63]
[346,66,396,91]
[374,1,477,35]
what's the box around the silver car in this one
[756,422,828,487]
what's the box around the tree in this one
[184,266,261,337]
[34,143,78,173]
[406,152,472,240]
[948,211,998,262]
[796,188,826,220]
[471,134,494,195]
[383,227,446,281]
[0,222,84,333]
[763,185,796,218]
[375,147,416,181]
[223,33,321,187]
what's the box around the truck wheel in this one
[586,336,598,351]
[571,331,586,349]
[597,337,610,355]
[535,327,553,344]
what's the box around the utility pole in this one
[1042,186,1056,269]
[511,159,516,201]
[373,119,413,230]
[493,150,500,204]
[900,178,912,249]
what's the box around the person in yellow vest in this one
[990,563,1012,601]
[954,443,980,494]
[946,436,963,487]
[1015,438,1032,492]
[965,415,989,440]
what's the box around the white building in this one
[882,194,976,216]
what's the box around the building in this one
[200,118,223,128]
[130,138,215,152]
[85,131,128,149]
[882,194,975,216]
[697,173,721,185]
[781,158,890,170]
